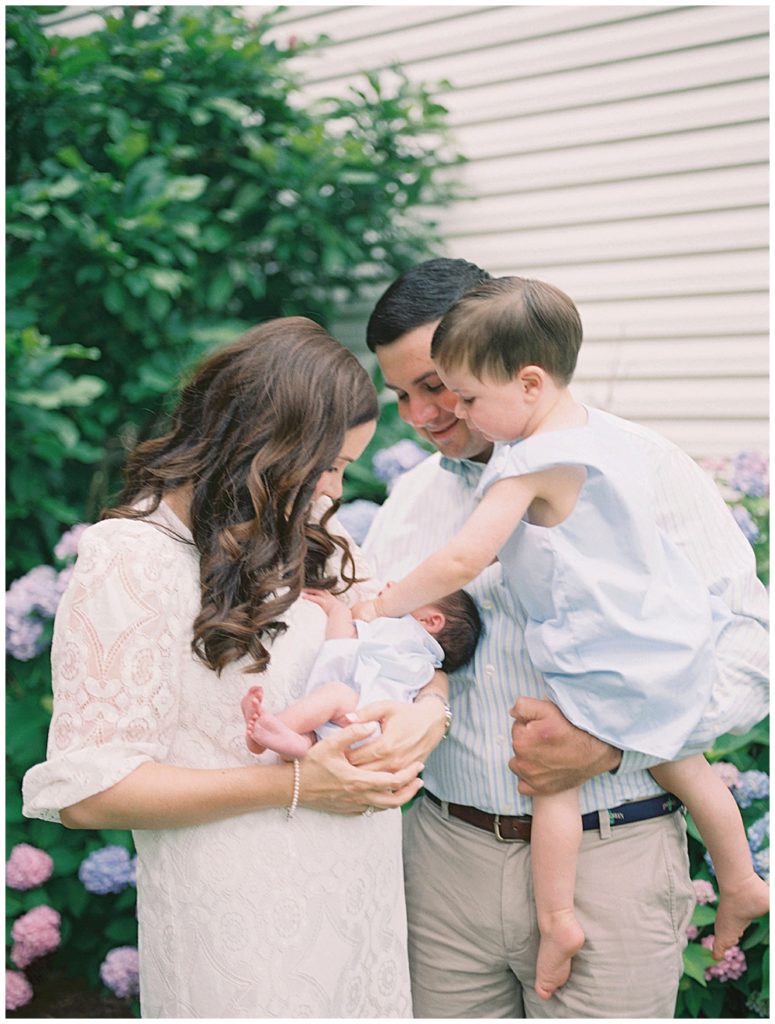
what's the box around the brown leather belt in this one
[425,789,682,843]
[425,789,532,841]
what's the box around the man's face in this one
[376,323,493,462]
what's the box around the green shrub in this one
[6,3,459,577]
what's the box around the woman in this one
[22,318,445,1018]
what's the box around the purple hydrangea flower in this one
[747,812,769,853]
[10,905,61,968]
[692,878,717,905]
[100,946,140,999]
[372,440,429,488]
[731,505,760,544]
[78,845,136,895]
[729,451,769,499]
[733,770,769,809]
[6,843,54,891]
[752,847,769,882]
[335,500,381,545]
[701,936,747,982]
[5,969,33,1011]
[710,761,741,789]
[6,564,66,661]
[54,523,89,562]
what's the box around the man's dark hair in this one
[366,258,492,351]
[435,589,483,673]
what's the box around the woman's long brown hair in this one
[104,317,378,675]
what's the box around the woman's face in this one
[313,420,376,503]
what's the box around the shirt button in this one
[485,664,496,675]
[481,599,493,610]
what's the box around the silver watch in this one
[415,691,452,739]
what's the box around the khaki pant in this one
[403,793,695,1018]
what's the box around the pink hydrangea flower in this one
[701,936,747,981]
[10,905,61,968]
[692,879,717,905]
[686,924,700,940]
[100,946,140,999]
[711,761,741,789]
[5,969,33,1011]
[6,843,54,891]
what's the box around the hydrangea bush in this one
[6,448,768,1017]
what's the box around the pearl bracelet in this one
[287,758,301,820]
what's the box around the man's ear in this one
[415,610,446,635]
[517,365,545,399]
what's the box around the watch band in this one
[414,690,452,738]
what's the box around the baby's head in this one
[412,589,482,673]
[431,276,582,387]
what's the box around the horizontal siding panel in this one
[440,37,770,126]
[451,121,769,195]
[451,79,767,161]
[446,207,767,269]
[573,376,767,419]
[575,336,767,379]
[284,6,767,90]
[575,293,769,341]
[436,165,767,235]
[252,4,492,40]
[508,251,769,303]
[273,6,672,82]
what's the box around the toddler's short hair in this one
[432,276,582,385]
[435,590,482,673]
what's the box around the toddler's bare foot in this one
[712,873,770,958]
[535,910,585,1000]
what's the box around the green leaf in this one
[163,175,208,203]
[691,903,717,926]
[10,375,106,410]
[682,941,715,985]
[106,916,138,943]
[46,174,82,199]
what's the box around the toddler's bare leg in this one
[651,756,769,958]
[531,788,586,999]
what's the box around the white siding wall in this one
[251,3,769,459]
[43,5,769,457]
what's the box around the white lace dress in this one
[22,504,412,1018]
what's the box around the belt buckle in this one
[493,814,520,843]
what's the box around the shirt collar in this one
[439,455,487,487]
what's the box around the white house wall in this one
[249,3,769,459]
[42,4,770,458]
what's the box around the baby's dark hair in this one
[432,276,582,385]
[435,589,482,673]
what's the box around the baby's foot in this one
[712,873,770,959]
[249,706,312,759]
[241,686,267,754]
[535,910,585,1000]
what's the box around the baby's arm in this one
[303,588,357,640]
[360,473,542,620]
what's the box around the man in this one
[358,258,769,1018]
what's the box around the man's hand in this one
[509,697,621,795]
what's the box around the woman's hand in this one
[344,698,447,772]
[300,721,424,814]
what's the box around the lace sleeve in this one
[22,520,193,822]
